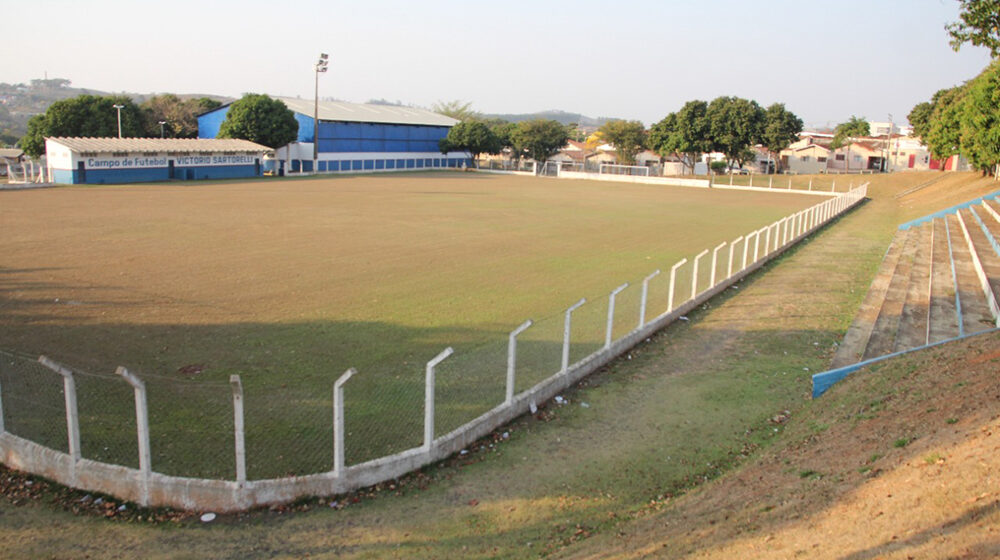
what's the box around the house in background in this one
[828,141,883,172]
[780,138,830,174]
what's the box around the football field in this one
[0,172,819,477]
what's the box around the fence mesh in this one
[0,351,69,452]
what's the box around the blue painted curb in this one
[812,328,1000,398]
[898,190,1000,231]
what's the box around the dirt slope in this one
[562,332,1000,559]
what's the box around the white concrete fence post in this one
[639,270,660,328]
[333,368,356,476]
[691,249,709,299]
[668,258,688,312]
[116,366,151,504]
[710,242,726,287]
[229,375,247,485]
[506,320,532,405]
[742,232,753,270]
[423,347,454,451]
[728,236,743,278]
[753,228,764,262]
[605,283,629,349]
[39,356,81,462]
[764,225,772,256]
[561,299,586,374]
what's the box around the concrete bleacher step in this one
[893,221,934,352]
[830,229,909,368]
[946,215,996,335]
[927,218,961,343]
[959,207,1000,315]
[863,227,921,360]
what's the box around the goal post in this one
[599,163,650,176]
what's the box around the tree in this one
[432,100,480,121]
[830,116,870,173]
[141,94,222,138]
[947,0,1000,57]
[217,94,298,149]
[18,94,144,158]
[907,100,935,140]
[761,103,803,173]
[439,121,502,164]
[926,87,968,162]
[649,100,711,174]
[830,116,869,149]
[707,96,765,169]
[511,119,570,170]
[597,120,647,165]
[960,60,1000,173]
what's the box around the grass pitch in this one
[0,172,818,478]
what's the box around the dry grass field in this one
[0,171,819,477]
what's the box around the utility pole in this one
[314,53,329,174]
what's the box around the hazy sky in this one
[4,0,992,128]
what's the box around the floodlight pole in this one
[314,53,329,174]
[113,104,125,138]
[158,121,167,138]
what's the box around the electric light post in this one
[159,121,167,138]
[112,104,125,138]
[314,53,329,173]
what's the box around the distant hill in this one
[0,78,232,146]
[482,109,613,129]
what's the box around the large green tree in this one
[919,87,968,161]
[706,96,765,168]
[511,119,570,170]
[439,120,502,163]
[947,0,1000,57]
[141,94,222,138]
[18,94,144,157]
[761,103,803,173]
[217,94,298,149]
[596,120,647,165]
[960,60,1000,172]
[648,100,711,174]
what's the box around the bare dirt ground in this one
[563,333,1000,560]
[1,172,999,558]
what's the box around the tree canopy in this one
[597,120,647,165]
[761,103,803,172]
[648,100,711,173]
[217,94,298,149]
[959,60,1000,170]
[432,100,480,122]
[830,116,870,149]
[439,120,502,163]
[511,119,570,168]
[947,0,1000,57]
[706,96,765,168]
[141,94,222,138]
[18,94,144,157]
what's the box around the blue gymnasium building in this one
[197,97,466,174]
[45,137,270,184]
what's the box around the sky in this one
[3,0,993,128]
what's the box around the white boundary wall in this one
[0,184,869,512]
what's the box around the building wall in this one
[199,107,449,154]
[46,139,264,185]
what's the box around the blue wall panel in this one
[198,106,231,139]
[295,113,315,143]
